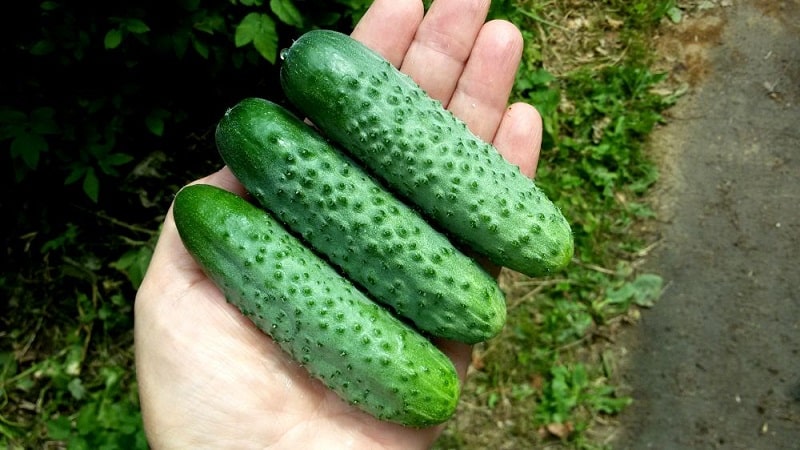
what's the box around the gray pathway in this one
[613,2,800,449]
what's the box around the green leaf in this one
[75,402,99,436]
[83,167,100,202]
[104,29,123,49]
[64,166,86,185]
[589,386,631,414]
[605,273,663,309]
[123,18,151,34]
[30,39,55,55]
[517,68,556,90]
[101,365,123,391]
[667,6,682,23]
[145,113,165,136]
[192,37,209,59]
[252,29,278,63]
[64,343,85,376]
[193,13,226,35]
[10,132,48,169]
[178,0,201,11]
[235,13,278,62]
[46,416,72,440]
[629,273,663,307]
[270,0,304,27]
[110,247,153,289]
[31,107,60,134]
[68,377,87,400]
[172,30,190,58]
[487,391,500,409]
[103,153,134,167]
[698,1,716,11]
[235,13,258,46]
[41,1,59,11]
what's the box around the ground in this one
[610,1,800,448]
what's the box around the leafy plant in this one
[1,107,60,182]
[535,363,631,427]
[45,366,146,450]
[1,0,371,203]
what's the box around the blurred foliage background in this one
[1,0,677,448]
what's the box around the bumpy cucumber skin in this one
[215,97,506,344]
[279,29,574,277]
[173,184,459,428]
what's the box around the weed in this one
[1,200,154,448]
[534,363,631,428]
[1,295,144,449]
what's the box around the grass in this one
[1,218,153,448]
[2,0,680,448]
[433,0,679,448]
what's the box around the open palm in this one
[134,0,543,448]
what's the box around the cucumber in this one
[173,184,459,427]
[215,97,506,344]
[279,29,574,277]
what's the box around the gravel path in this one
[612,1,800,449]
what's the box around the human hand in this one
[134,0,543,448]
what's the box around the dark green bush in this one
[1,1,370,447]
[1,0,370,204]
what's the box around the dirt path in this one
[611,1,800,449]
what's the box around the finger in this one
[189,165,246,196]
[433,338,474,382]
[350,0,424,66]
[400,0,490,104]
[492,102,543,179]
[446,19,523,143]
[137,166,245,300]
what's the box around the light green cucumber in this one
[279,29,574,277]
[215,97,506,344]
[173,184,459,427]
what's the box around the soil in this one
[610,1,800,449]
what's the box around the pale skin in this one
[134,0,543,448]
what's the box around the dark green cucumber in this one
[279,29,574,277]
[215,97,505,344]
[173,184,459,427]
